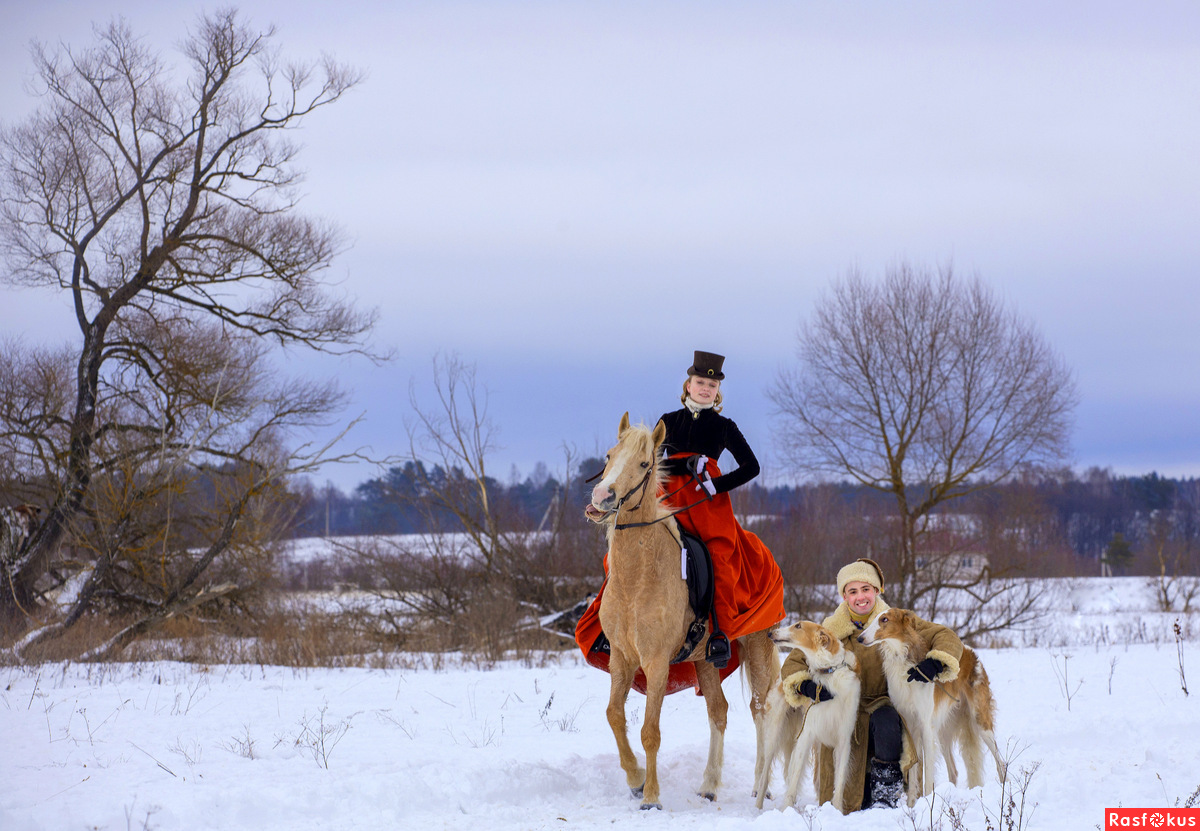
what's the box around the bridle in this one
[614,465,656,515]
[585,453,714,531]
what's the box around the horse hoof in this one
[630,785,644,799]
[640,802,662,811]
[699,791,716,802]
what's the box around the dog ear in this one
[818,628,832,649]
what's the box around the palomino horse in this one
[587,413,779,810]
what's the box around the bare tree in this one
[0,11,375,643]
[3,316,364,658]
[343,354,602,657]
[771,263,1077,619]
[1147,510,1200,613]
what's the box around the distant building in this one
[914,552,990,580]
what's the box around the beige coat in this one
[779,600,964,812]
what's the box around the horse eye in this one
[640,461,649,468]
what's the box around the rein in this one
[586,453,714,531]
[614,470,713,531]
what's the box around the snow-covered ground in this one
[279,533,551,565]
[3,580,1199,831]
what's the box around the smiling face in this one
[842,580,879,616]
[686,375,720,406]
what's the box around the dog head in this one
[856,607,918,647]
[770,620,850,669]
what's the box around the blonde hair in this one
[680,376,723,412]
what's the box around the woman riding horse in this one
[579,413,781,808]
[574,351,785,692]
[658,350,785,667]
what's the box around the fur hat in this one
[836,558,885,596]
[687,351,725,380]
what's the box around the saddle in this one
[589,530,730,668]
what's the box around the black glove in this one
[798,679,834,702]
[907,657,944,683]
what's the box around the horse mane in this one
[616,420,670,498]
[600,422,676,546]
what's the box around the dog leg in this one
[918,698,938,798]
[981,728,1007,784]
[905,712,936,802]
[922,730,938,797]
[938,713,961,786]
[831,735,852,814]
[958,707,987,789]
[781,733,814,810]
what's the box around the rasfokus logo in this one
[1107,809,1200,828]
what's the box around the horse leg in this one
[753,692,791,809]
[637,657,672,810]
[694,659,729,800]
[739,631,780,794]
[605,649,645,798]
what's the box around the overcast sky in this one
[3,1,1198,491]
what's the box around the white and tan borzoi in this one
[857,608,1006,802]
[755,620,862,814]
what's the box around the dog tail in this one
[971,660,998,733]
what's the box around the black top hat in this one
[687,350,725,380]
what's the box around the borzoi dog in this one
[857,608,1005,802]
[755,621,861,814]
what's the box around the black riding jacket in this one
[657,407,760,495]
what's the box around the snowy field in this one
[3,580,1199,831]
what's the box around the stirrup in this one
[705,633,730,668]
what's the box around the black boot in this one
[866,759,903,809]
[705,633,731,668]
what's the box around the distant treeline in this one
[287,462,1198,564]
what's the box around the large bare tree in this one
[0,11,374,645]
[771,263,1077,618]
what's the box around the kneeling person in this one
[779,558,963,811]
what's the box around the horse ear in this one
[652,419,667,447]
[618,411,630,435]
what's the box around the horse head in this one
[585,412,666,522]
